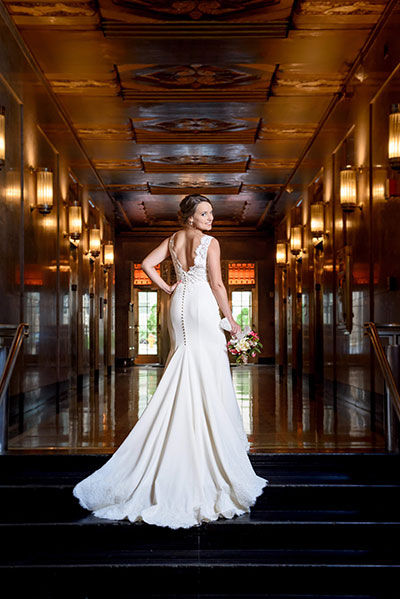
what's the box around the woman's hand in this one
[166,281,181,295]
[230,320,242,337]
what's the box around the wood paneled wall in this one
[0,11,114,417]
[275,15,400,407]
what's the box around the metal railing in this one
[0,323,29,453]
[364,322,400,452]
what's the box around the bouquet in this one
[219,319,263,364]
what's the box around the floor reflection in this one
[8,365,386,453]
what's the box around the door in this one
[134,288,162,364]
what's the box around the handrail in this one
[0,323,29,404]
[0,323,29,452]
[364,321,400,422]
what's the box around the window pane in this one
[138,291,158,355]
[231,290,252,328]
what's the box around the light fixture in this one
[103,242,114,270]
[372,166,387,202]
[340,165,358,212]
[68,201,82,241]
[290,225,303,257]
[310,202,325,237]
[354,63,367,83]
[276,241,287,267]
[31,167,53,214]
[0,107,5,170]
[389,104,400,170]
[89,225,101,258]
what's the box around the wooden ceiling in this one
[3,0,387,231]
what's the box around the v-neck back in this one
[170,231,208,274]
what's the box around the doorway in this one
[133,288,161,364]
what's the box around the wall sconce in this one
[0,107,5,171]
[290,225,304,260]
[103,242,114,270]
[30,167,54,214]
[68,201,82,242]
[310,202,325,237]
[340,165,361,212]
[276,241,287,267]
[89,225,101,258]
[389,103,400,171]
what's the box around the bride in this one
[73,194,269,529]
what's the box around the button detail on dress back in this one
[180,278,187,345]
[169,232,213,347]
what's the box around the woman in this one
[72,194,268,529]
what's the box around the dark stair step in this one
[1,483,399,522]
[1,520,399,556]
[2,547,400,567]
[2,453,400,485]
[0,563,399,597]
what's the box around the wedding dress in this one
[72,231,269,529]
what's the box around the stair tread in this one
[2,451,400,597]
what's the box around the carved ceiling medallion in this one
[150,180,241,194]
[140,118,250,133]
[131,118,259,143]
[157,155,239,164]
[133,64,260,89]
[142,154,249,173]
[111,0,277,20]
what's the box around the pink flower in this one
[252,352,256,357]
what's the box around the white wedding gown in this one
[73,232,269,529]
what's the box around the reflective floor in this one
[8,365,386,453]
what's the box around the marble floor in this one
[8,364,386,454]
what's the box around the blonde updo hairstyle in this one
[177,194,213,226]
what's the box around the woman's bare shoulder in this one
[208,236,220,251]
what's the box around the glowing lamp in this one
[69,203,82,241]
[276,241,287,266]
[35,167,53,214]
[389,104,400,170]
[89,225,101,257]
[290,225,303,256]
[340,166,357,212]
[0,107,5,170]
[103,242,114,269]
[310,202,325,236]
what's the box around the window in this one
[138,291,158,355]
[231,290,253,329]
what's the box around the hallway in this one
[1,1,400,594]
[8,365,385,453]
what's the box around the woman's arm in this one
[141,237,179,295]
[207,238,241,334]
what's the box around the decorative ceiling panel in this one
[142,154,249,173]
[100,0,293,38]
[258,123,317,139]
[4,0,100,27]
[149,181,242,195]
[273,70,343,96]
[294,0,386,29]
[131,118,260,143]
[2,0,387,230]
[116,64,275,102]
[48,78,117,95]
[71,158,142,170]
[41,124,134,141]
[121,193,270,227]
[111,0,279,20]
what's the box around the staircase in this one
[1,452,400,599]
